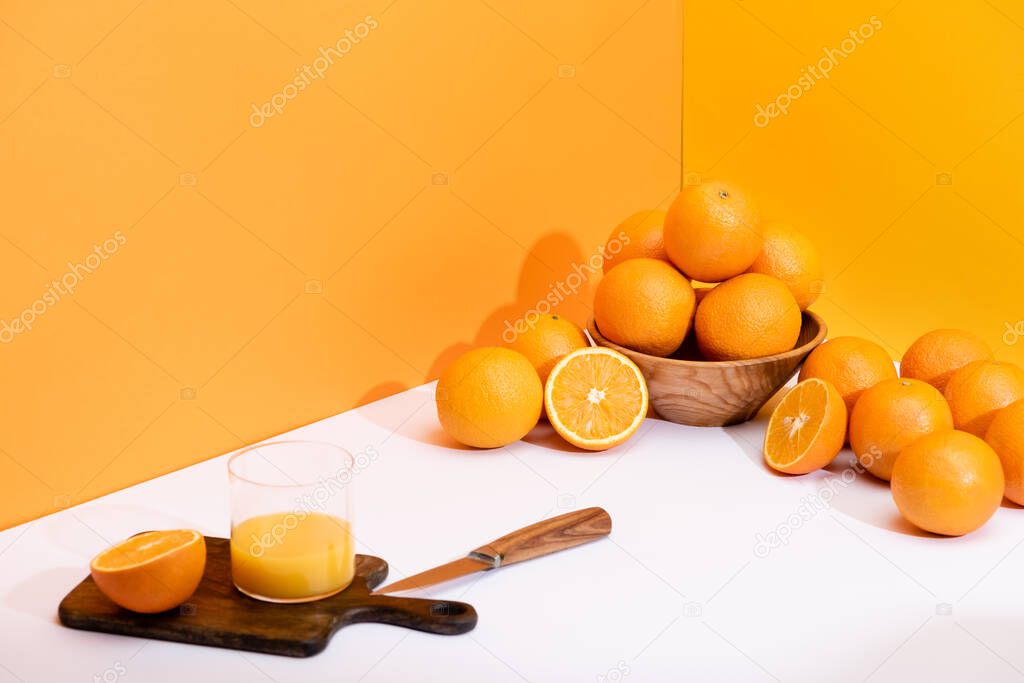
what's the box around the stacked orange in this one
[764,326,1024,538]
[595,180,820,363]
[435,179,825,454]
[431,178,1024,540]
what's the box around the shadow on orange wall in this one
[354,230,598,421]
[355,380,413,408]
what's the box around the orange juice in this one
[230,512,355,602]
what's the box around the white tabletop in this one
[3,382,1024,683]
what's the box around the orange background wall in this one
[3,0,1024,530]
[0,0,682,528]
[683,0,1024,389]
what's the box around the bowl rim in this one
[587,310,827,368]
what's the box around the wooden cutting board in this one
[58,536,477,657]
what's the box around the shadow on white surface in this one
[721,400,947,539]
[720,401,784,477]
[6,566,83,623]
[521,421,581,453]
[352,386,436,442]
[822,452,942,539]
[409,423,480,451]
[395,396,638,457]
[521,420,638,458]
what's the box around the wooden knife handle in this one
[470,507,612,567]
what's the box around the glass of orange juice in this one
[228,440,355,603]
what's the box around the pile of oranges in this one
[767,329,1024,537]
[433,177,1024,541]
[435,179,821,453]
[594,180,821,361]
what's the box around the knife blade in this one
[371,556,495,594]
[372,507,612,594]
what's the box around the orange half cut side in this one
[545,347,649,451]
[91,529,203,571]
[764,378,847,474]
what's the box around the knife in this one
[372,507,612,594]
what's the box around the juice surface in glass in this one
[230,511,355,602]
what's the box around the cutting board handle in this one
[346,595,477,636]
[471,507,612,567]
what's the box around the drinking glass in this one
[228,440,355,603]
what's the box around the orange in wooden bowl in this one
[663,180,763,283]
[594,258,696,357]
[602,210,669,273]
[587,311,826,427]
[694,273,802,361]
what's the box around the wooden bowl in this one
[587,311,827,427]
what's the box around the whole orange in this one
[602,210,669,274]
[694,273,801,361]
[745,222,824,310]
[985,399,1024,505]
[663,180,763,282]
[436,347,543,448]
[799,336,897,416]
[849,378,953,481]
[944,360,1024,437]
[506,314,588,383]
[594,258,695,357]
[891,430,1004,536]
[900,328,994,392]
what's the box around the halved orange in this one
[545,347,649,451]
[90,529,206,613]
[764,378,847,474]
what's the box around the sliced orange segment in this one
[764,378,847,474]
[91,529,201,571]
[545,347,649,451]
[90,529,206,613]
